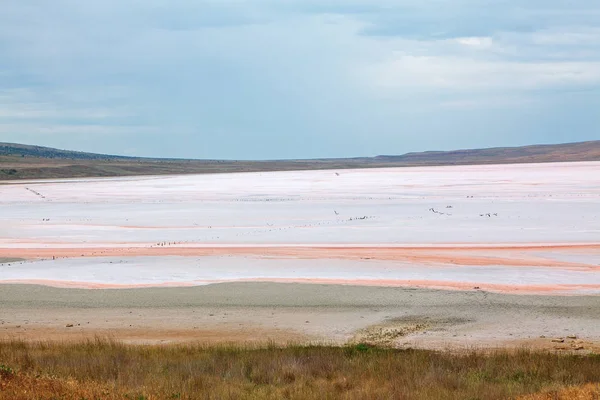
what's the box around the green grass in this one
[1,340,599,399]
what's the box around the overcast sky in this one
[1,1,599,159]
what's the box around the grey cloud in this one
[340,1,600,39]
[0,0,599,158]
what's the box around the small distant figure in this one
[335,172,340,176]
[334,210,339,215]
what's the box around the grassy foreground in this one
[0,340,599,399]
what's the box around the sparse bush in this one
[0,364,14,380]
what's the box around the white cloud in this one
[0,123,156,136]
[439,95,538,109]
[365,56,600,91]
[530,28,600,46]
[0,101,131,119]
[455,37,493,49]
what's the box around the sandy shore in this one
[0,283,598,351]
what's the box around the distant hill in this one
[1,140,599,181]
[376,141,600,165]
[0,142,133,160]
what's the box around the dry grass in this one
[1,339,599,399]
[518,383,600,399]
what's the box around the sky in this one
[1,1,599,159]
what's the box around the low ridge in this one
[1,140,599,180]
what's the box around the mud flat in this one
[0,161,599,347]
[0,283,599,351]
[0,258,23,264]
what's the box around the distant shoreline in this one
[2,140,599,181]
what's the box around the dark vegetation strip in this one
[1,340,599,399]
